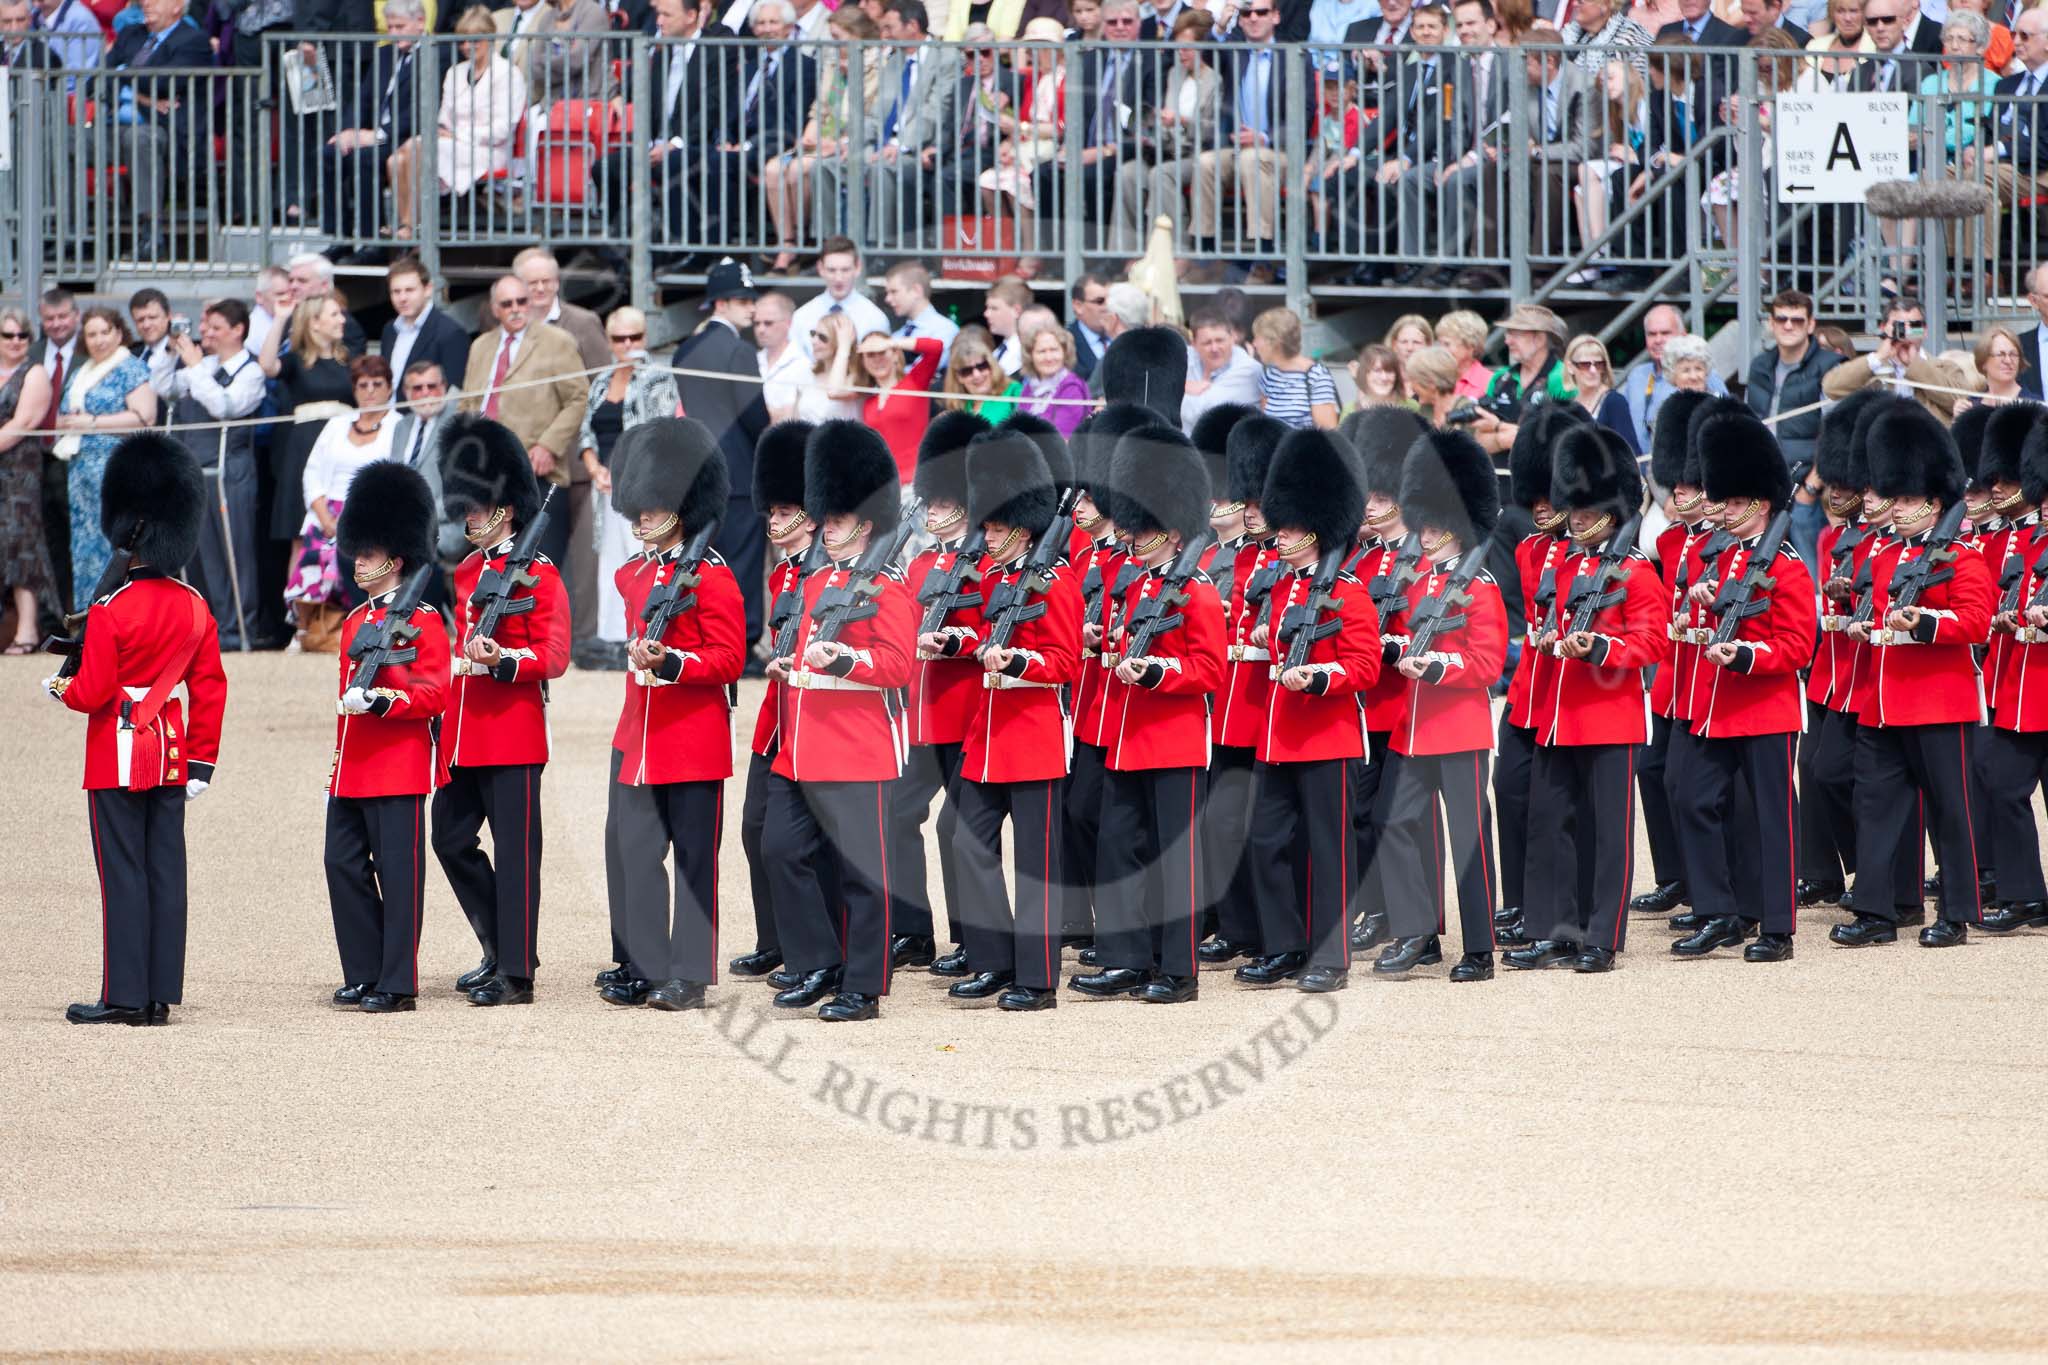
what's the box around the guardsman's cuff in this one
[1585,635,1615,667]
[368,687,405,715]
[1910,612,1941,644]
[938,626,978,656]
[654,649,688,683]
[1725,642,1758,674]
[1419,660,1447,686]
[823,647,871,678]
[187,761,215,784]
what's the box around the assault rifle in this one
[1275,546,1349,672]
[638,517,723,644]
[769,538,830,662]
[1121,531,1215,664]
[806,499,924,645]
[1401,542,1491,660]
[980,490,1080,654]
[467,486,556,644]
[1882,499,1971,621]
[917,528,988,634]
[343,561,436,694]
[1547,512,1643,644]
[1706,507,1793,647]
[1367,531,1425,621]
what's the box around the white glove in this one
[184,779,209,802]
[42,674,66,701]
[340,686,374,715]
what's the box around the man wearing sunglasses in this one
[1742,290,1841,466]
[1820,295,1965,422]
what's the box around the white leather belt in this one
[790,670,883,692]
[631,669,673,688]
[1869,629,1912,647]
[1820,615,1848,633]
[1677,627,1713,645]
[2019,626,2048,644]
[983,673,1056,690]
[1098,652,1122,669]
[1228,645,1271,662]
[453,660,490,677]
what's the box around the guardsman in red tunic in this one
[1835,403,1996,947]
[1507,425,1661,972]
[762,422,917,1022]
[1190,402,1256,954]
[46,435,225,1026]
[433,414,572,1006]
[1337,406,1431,954]
[1071,424,1227,1004]
[1669,410,1817,961]
[1236,429,1381,992]
[1981,407,2048,931]
[1196,411,1287,967]
[1372,430,1508,982]
[898,411,995,974]
[326,463,449,1013]
[1494,405,1588,945]
[598,419,746,1011]
[945,432,1083,1010]
[729,421,824,980]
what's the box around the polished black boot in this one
[948,970,1015,1000]
[1295,965,1348,992]
[65,1001,150,1025]
[929,947,972,977]
[1197,936,1255,966]
[1743,932,1794,962]
[1980,901,2048,932]
[1670,916,1750,957]
[1069,967,1149,998]
[1828,914,1898,947]
[1350,913,1389,952]
[145,1002,170,1025]
[1628,882,1686,915]
[1074,945,1102,968]
[1795,878,1845,907]
[1448,952,1494,982]
[997,984,1058,1011]
[1919,918,1968,947]
[1233,950,1309,985]
[1493,904,1521,926]
[729,948,784,977]
[1494,917,1532,946]
[1923,874,1942,900]
[646,980,708,1011]
[456,955,498,992]
[594,963,633,987]
[1503,939,1578,970]
[360,992,417,1013]
[1372,935,1443,976]
[599,978,651,1006]
[1572,946,1617,972]
[818,991,881,1021]
[1668,909,1713,932]
[768,968,803,990]
[332,983,372,1007]
[1139,973,1199,1003]
[467,975,534,1006]
[890,934,938,969]
[773,966,843,1008]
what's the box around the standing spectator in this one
[247,266,289,354]
[1404,344,1469,425]
[515,247,609,371]
[126,288,178,403]
[0,308,55,653]
[29,0,104,74]
[1560,0,1654,73]
[283,252,371,354]
[34,289,81,605]
[388,5,528,240]
[1348,343,1411,410]
[51,306,156,609]
[1181,306,1264,431]
[258,295,355,569]
[1194,0,1296,277]
[1819,295,1965,421]
[941,331,1022,422]
[1016,320,1091,435]
[856,329,945,480]
[793,310,863,422]
[1479,303,1572,426]
[381,257,472,393]
[577,306,680,661]
[319,0,432,264]
[1082,281,1153,398]
[460,273,588,572]
[1252,307,1339,430]
[755,291,809,423]
[672,260,772,646]
[1436,309,1495,398]
[980,275,1032,376]
[166,298,266,650]
[1385,315,1433,367]
[883,262,960,370]
[1742,288,1844,460]
[386,361,468,585]
[2021,263,2048,380]
[289,357,397,643]
[1971,326,2039,404]
[1621,303,1728,449]
[98,0,209,262]
[789,238,892,355]
[1563,334,1641,454]
[1067,274,1113,380]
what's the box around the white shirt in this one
[488,325,526,381]
[386,300,436,382]
[792,290,892,358]
[303,413,398,517]
[246,305,276,355]
[759,338,810,416]
[169,348,265,420]
[992,333,1023,377]
[894,304,959,371]
[1180,344,1264,433]
[134,338,178,401]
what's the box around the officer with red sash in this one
[1197,412,1287,967]
[1835,402,1995,947]
[762,421,917,1021]
[1670,409,1816,961]
[1494,405,1589,945]
[434,414,571,1006]
[1238,428,1382,993]
[1372,428,1507,982]
[47,435,226,1025]
[729,420,824,980]
[946,431,1083,1010]
[601,418,746,1011]
[1071,425,1226,1003]
[326,462,448,1013]
[1507,425,1661,972]
[1981,406,2048,931]
[900,411,995,974]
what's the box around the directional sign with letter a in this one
[1774,93,1911,203]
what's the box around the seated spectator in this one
[1949,0,2015,73]
[1804,0,1876,89]
[1819,295,1965,421]
[98,0,210,262]
[1115,10,1219,256]
[503,0,613,113]
[53,306,155,611]
[1919,11,1998,169]
[1298,68,1361,250]
[1253,307,1338,431]
[856,329,944,480]
[1181,306,1264,432]
[977,21,1066,234]
[1563,334,1641,454]
[1016,320,1090,435]
[1348,344,1411,411]
[873,26,1022,235]
[1560,0,1654,73]
[762,6,880,273]
[1026,1,1148,255]
[289,356,396,643]
[1737,0,1810,47]
[1743,288,1843,460]
[1985,10,2048,230]
[578,306,680,656]
[1435,309,1494,398]
[794,311,863,422]
[1192,0,1295,279]
[388,5,527,240]
[1570,58,1653,286]
[1970,325,2040,404]
[1067,0,1101,39]
[941,331,1022,423]
[1405,345,1471,426]
[1661,332,1716,394]
[3,0,58,69]
[321,0,432,262]
[706,0,815,247]
[1340,2,1463,271]
[29,0,104,73]
[166,298,267,650]
[0,307,55,653]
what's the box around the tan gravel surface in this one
[5,653,2048,1362]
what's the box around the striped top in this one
[1259,362,1338,430]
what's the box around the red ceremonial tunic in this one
[1863,532,1996,728]
[330,594,450,799]
[1391,555,1507,758]
[1256,566,1381,764]
[1993,530,2048,732]
[1348,537,1413,735]
[612,548,746,786]
[1526,544,1663,748]
[1650,524,1705,723]
[905,541,989,747]
[1073,538,1132,751]
[1102,564,1226,771]
[1213,540,1279,749]
[1984,517,2039,701]
[752,551,808,757]
[60,573,227,791]
[958,559,1083,784]
[773,561,916,782]
[1807,521,1873,712]
[444,540,571,771]
[1505,532,1570,731]
[1690,539,1817,739]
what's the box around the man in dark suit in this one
[1194,3,1302,272]
[870,37,1019,236]
[1340,3,1467,277]
[1655,0,1745,45]
[101,0,210,260]
[672,260,771,643]
[1856,1,1921,89]
[598,0,735,254]
[2020,263,2048,385]
[382,257,473,396]
[1344,0,1413,109]
[1906,2,1944,53]
[706,0,815,245]
[1738,0,1809,47]
[1987,6,2048,281]
[1137,0,1187,41]
[1032,0,1159,249]
[1,0,58,69]
[320,0,436,262]
[1069,275,1112,381]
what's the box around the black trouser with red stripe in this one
[1639,712,1686,890]
[1494,717,1537,913]
[1061,740,1108,940]
[1525,743,1636,951]
[1675,730,1798,935]
[432,763,545,980]
[1202,744,1260,950]
[953,777,1063,990]
[1380,750,1498,953]
[889,740,963,944]
[1978,725,2048,905]
[1854,720,1980,925]
[1095,765,1206,978]
[740,751,780,957]
[1666,721,1760,909]
[325,793,426,995]
[87,787,187,1008]
[607,768,722,985]
[764,778,894,996]
[1799,701,1857,886]
[1247,758,1352,971]
[1345,732,1394,923]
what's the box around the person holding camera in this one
[1820,296,1966,423]
[166,300,268,651]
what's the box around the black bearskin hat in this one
[1681,396,1750,489]
[1814,387,1890,489]
[1650,390,1710,489]
[753,420,814,510]
[1073,403,1160,507]
[1400,429,1501,545]
[804,420,903,536]
[337,460,436,571]
[1551,424,1644,520]
[1227,415,1290,505]
[1109,425,1211,540]
[994,411,1072,491]
[2020,409,2048,507]
[1100,326,1189,426]
[1867,402,1966,505]
[611,417,729,536]
[912,409,991,507]
[1508,402,1589,510]
[1697,409,1793,513]
[1951,402,1995,491]
[1262,428,1366,549]
[1341,405,1429,497]
[440,412,544,529]
[1982,402,2043,491]
[1191,403,1258,497]
[967,431,1060,537]
[100,432,204,571]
